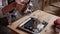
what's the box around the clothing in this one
[0,26,11,34]
[0,17,9,26]
[0,17,11,34]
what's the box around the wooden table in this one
[8,10,59,34]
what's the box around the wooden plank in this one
[41,0,50,11]
[49,0,52,5]
[46,0,49,6]
[51,2,60,8]
[41,0,45,11]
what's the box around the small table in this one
[8,10,59,34]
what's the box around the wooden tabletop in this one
[8,10,59,34]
